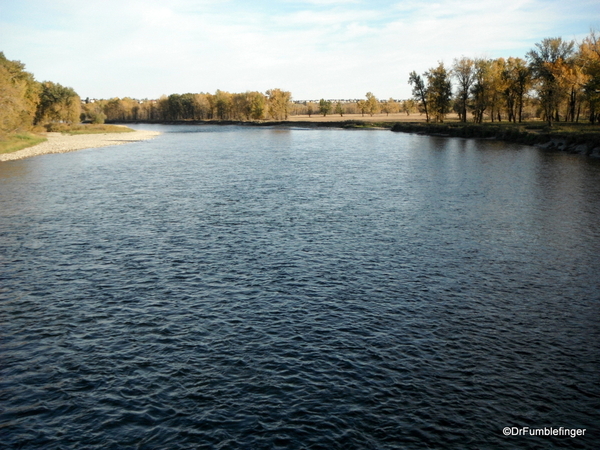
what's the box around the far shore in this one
[0,129,161,162]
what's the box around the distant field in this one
[287,112,439,122]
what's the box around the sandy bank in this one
[0,130,161,162]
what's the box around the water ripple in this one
[1,126,599,449]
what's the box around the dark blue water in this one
[1,125,599,449]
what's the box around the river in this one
[1,124,599,449]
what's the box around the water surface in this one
[1,125,599,449]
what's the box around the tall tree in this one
[319,98,332,116]
[470,58,493,123]
[502,57,531,122]
[579,30,600,123]
[452,57,475,122]
[0,52,40,135]
[408,71,429,122]
[365,92,380,116]
[425,62,452,122]
[266,89,291,120]
[527,37,575,125]
[35,81,80,125]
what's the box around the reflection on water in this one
[1,125,599,449]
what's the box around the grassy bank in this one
[0,133,47,155]
[390,121,600,156]
[0,124,137,156]
[45,123,136,135]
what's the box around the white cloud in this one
[0,0,597,100]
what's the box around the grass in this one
[0,133,47,155]
[45,123,136,134]
[0,124,137,156]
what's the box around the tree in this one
[579,30,600,123]
[527,37,575,126]
[452,57,475,122]
[248,91,266,120]
[401,99,416,115]
[408,71,429,122]
[214,90,232,120]
[365,92,380,116]
[357,99,368,116]
[0,52,40,135]
[334,101,344,116]
[488,58,507,122]
[425,62,452,122]
[502,57,531,122]
[266,88,291,120]
[471,58,493,123]
[35,81,80,124]
[319,98,332,116]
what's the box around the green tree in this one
[470,58,493,123]
[334,101,344,116]
[319,98,332,116]
[408,71,429,122]
[425,62,452,122]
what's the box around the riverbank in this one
[390,122,600,157]
[0,129,161,162]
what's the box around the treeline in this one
[0,52,81,136]
[90,91,424,122]
[408,31,600,125]
[85,89,291,123]
[3,30,600,136]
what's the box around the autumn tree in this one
[35,81,80,125]
[356,99,368,116]
[579,31,600,123]
[452,57,475,122]
[0,52,40,135]
[527,37,575,125]
[401,99,416,115]
[385,98,399,115]
[266,88,291,120]
[248,92,266,120]
[501,57,531,122]
[365,92,380,116]
[470,59,493,123]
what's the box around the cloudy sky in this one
[1,0,597,100]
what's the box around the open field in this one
[286,112,438,122]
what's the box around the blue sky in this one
[1,0,598,100]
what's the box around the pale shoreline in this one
[0,130,162,162]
